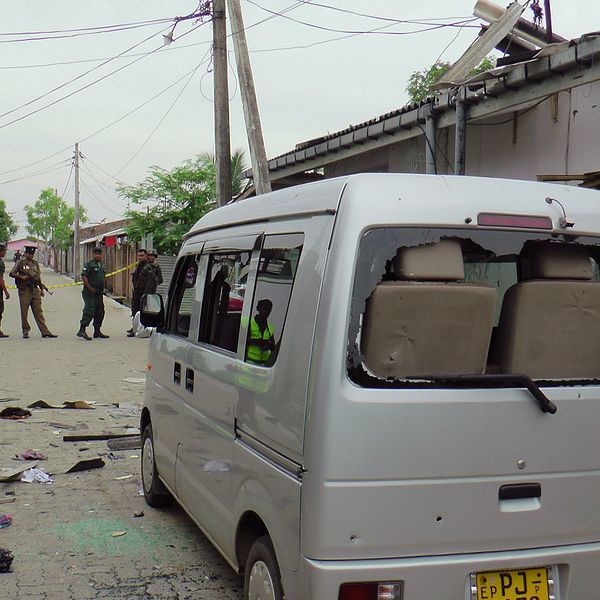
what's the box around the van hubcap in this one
[247,560,275,600]
[142,437,154,493]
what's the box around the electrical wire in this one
[0,21,174,44]
[107,60,204,181]
[469,95,551,126]
[59,163,74,199]
[286,1,478,27]
[245,0,479,35]
[79,172,123,217]
[0,17,173,36]
[0,21,209,131]
[0,162,71,186]
[0,24,171,120]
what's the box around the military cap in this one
[147,249,158,257]
[24,246,36,254]
[93,246,103,253]
[0,242,6,250]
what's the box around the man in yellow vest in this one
[246,299,275,366]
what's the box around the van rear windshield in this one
[347,228,600,388]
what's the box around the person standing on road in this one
[0,243,10,338]
[127,249,153,337]
[146,250,163,293]
[9,246,57,339]
[12,249,21,263]
[77,246,109,341]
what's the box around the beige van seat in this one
[496,242,600,379]
[361,239,497,379]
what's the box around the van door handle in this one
[174,362,181,385]
[499,483,541,501]
[186,368,194,393]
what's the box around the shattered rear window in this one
[347,227,600,388]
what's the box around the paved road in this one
[0,268,243,599]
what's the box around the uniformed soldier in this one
[77,246,109,341]
[146,250,163,293]
[9,246,56,339]
[127,249,154,337]
[0,242,10,338]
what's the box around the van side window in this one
[199,252,251,353]
[168,254,199,337]
[245,234,304,367]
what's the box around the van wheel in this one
[141,423,172,508]
[244,536,284,600]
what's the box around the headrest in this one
[393,239,464,281]
[526,242,593,280]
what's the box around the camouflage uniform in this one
[11,258,53,337]
[0,255,6,335]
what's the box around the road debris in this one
[107,436,142,451]
[0,548,14,573]
[114,474,133,481]
[133,510,144,518]
[61,458,105,474]
[63,400,96,410]
[122,377,145,384]
[63,432,139,442]
[15,450,47,461]
[0,514,12,529]
[0,462,39,481]
[0,407,31,420]
[20,468,53,484]
[111,531,127,537]
[0,498,15,505]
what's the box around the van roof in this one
[186,174,600,238]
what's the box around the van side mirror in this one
[141,293,165,328]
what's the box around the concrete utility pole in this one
[213,0,232,207]
[227,0,271,195]
[73,143,81,281]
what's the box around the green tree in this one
[119,152,247,255]
[406,56,496,103]
[0,199,18,243]
[25,188,87,251]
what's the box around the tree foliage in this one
[119,152,247,255]
[25,188,87,250]
[0,199,17,243]
[406,56,496,103]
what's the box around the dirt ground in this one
[0,267,243,599]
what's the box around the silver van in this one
[140,173,600,600]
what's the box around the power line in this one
[107,59,204,181]
[0,24,170,120]
[59,163,74,199]
[79,172,123,217]
[0,17,173,37]
[245,0,479,35]
[0,161,71,186]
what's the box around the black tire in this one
[141,423,172,508]
[244,535,284,600]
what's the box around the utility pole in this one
[73,143,81,281]
[544,0,553,44]
[227,0,271,195]
[213,0,232,207]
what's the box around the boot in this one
[77,326,92,341]
[0,331,8,338]
[94,329,109,339]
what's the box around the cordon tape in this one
[7,262,137,290]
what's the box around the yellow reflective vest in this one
[246,318,274,365]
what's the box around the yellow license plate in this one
[476,567,549,600]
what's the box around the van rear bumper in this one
[295,541,600,599]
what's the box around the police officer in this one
[127,248,154,337]
[246,299,275,365]
[9,246,56,339]
[146,250,163,293]
[77,246,109,341]
[0,243,10,338]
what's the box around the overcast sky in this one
[1,0,597,233]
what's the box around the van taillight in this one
[339,582,403,600]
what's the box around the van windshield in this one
[347,227,600,388]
